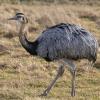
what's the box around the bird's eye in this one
[17,16,24,22]
[17,16,21,18]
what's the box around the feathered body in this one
[9,13,98,97]
[35,23,98,62]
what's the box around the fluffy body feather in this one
[36,23,98,62]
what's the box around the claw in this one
[39,90,48,96]
[39,92,48,96]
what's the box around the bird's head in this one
[8,12,28,24]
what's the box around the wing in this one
[37,23,98,62]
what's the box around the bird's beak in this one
[8,17,16,20]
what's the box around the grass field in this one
[0,3,100,100]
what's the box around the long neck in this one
[18,23,38,55]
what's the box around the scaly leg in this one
[40,65,64,96]
[71,69,76,96]
[63,59,76,97]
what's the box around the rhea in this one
[8,13,98,97]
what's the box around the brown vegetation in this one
[0,3,100,100]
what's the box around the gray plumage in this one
[8,13,98,97]
[37,23,98,62]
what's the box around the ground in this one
[0,4,100,100]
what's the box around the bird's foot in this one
[39,90,48,96]
[71,91,75,97]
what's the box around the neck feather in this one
[18,23,38,55]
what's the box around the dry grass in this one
[0,4,100,100]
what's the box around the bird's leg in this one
[40,65,64,96]
[70,68,76,97]
[63,59,76,97]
